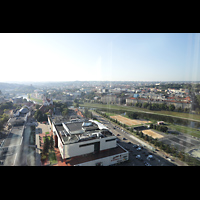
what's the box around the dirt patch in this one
[188,149,200,159]
[142,129,164,139]
[110,115,151,126]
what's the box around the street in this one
[92,112,176,166]
[0,116,36,166]
[15,125,35,166]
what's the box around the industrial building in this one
[48,116,129,166]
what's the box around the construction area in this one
[110,115,151,126]
[142,129,164,139]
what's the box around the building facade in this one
[48,116,129,166]
[126,97,192,110]
[43,97,53,106]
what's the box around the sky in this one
[0,33,200,83]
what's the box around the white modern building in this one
[48,117,129,166]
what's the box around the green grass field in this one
[48,150,57,165]
[80,102,200,122]
[28,94,43,104]
[168,124,200,138]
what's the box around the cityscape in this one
[1,33,200,166]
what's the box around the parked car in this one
[123,138,127,140]
[144,161,151,166]
[136,155,142,161]
[147,155,154,160]
[137,147,141,151]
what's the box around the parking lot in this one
[159,134,200,153]
[113,128,175,166]
[94,113,176,166]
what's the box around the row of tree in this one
[133,102,181,112]
[84,108,93,119]
[149,124,168,133]
[0,113,9,131]
[41,135,54,161]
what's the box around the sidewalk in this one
[35,128,41,166]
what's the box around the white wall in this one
[52,121,117,159]
[74,150,129,166]
[63,136,117,159]
[58,134,63,157]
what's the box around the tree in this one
[50,135,54,150]
[35,104,40,109]
[1,113,9,124]
[195,108,200,114]
[62,108,68,116]
[147,104,152,110]
[75,103,79,108]
[159,103,167,110]
[139,131,144,138]
[127,111,138,119]
[0,121,3,131]
[169,104,175,111]
[143,102,149,108]
[42,136,50,155]
[144,134,149,141]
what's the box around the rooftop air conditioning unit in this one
[82,122,92,127]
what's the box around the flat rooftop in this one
[54,120,115,145]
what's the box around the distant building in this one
[43,97,53,106]
[101,94,127,105]
[8,106,30,126]
[133,94,139,98]
[126,95,192,110]
[11,97,23,104]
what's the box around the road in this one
[15,126,34,166]
[92,111,177,166]
[0,117,36,166]
[0,125,24,166]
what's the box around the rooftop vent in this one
[82,122,92,127]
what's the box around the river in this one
[16,94,38,104]
[94,107,200,129]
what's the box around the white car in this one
[137,147,141,151]
[136,155,141,159]
[147,155,153,160]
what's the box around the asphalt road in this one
[0,118,36,166]
[0,126,24,166]
[92,112,176,166]
[15,125,33,166]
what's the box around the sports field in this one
[142,129,164,139]
[110,115,151,126]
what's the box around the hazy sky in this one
[0,33,200,83]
